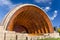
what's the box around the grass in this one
[37,38,60,40]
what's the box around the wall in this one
[0,26,60,40]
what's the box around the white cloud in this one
[34,0,51,3]
[49,2,52,4]
[0,0,23,23]
[54,10,58,13]
[43,7,58,21]
[50,10,58,20]
[42,6,51,12]
[43,6,50,12]
[0,0,15,23]
[0,0,19,9]
[0,0,12,8]
[45,7,50,10]
[0,0,12,5]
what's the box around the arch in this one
[2,4,54,34]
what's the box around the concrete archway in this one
[2,4,54,34]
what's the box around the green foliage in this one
[37,38,60,40]
[57,28,60,33]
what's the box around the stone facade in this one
[0,26,60,40]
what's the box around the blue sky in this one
[0,0,60,27]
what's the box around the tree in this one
[57,28,60,35]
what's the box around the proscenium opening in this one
[5,4,54,34]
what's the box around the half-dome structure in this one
[2,4,54,34]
